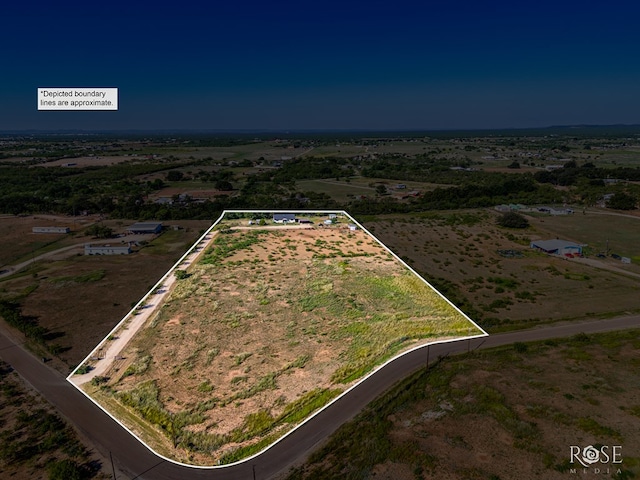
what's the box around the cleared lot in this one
[79,212,482,465]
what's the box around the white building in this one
[85,243,131,255]
[32,226,70,234]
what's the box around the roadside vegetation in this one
[0,361,103,480]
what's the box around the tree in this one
[606,192,637,210]
[497,212,529,229]
[375,185,387,195]
[166,170,184,182]
[215,180,233,191]
[84,224,113,238]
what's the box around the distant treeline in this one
[1,155,637,219]
[345,176,563,215]
[533,161,640,186]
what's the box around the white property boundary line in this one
[66,209,488,469]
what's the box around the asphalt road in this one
[1,315,639,480]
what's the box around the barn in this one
[85,243,131,255]
[530,239,584,256]
[32,226,70,234]
[127,222,163,234]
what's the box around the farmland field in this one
[80,212,482,465]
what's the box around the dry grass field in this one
[83,214,481,465]
[364,210,640,330]
[284,329,640,480]
[0,219,210,371]
[0,215,92,268]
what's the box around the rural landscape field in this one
[77,212,482,465]
[0,129,639,479]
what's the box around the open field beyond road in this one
[285,327,640,480]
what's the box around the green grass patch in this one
[51,269,105,284]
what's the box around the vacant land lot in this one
[364,210,640,330]
[84,216,481,465]
[284,329,640,480]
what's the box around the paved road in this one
[1,315,639,480]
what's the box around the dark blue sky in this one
[3,1,640,131]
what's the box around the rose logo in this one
[582,446,600,465]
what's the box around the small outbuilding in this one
[32,226,70,234]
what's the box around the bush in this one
[174,269,189,280]
[47,458,85,480]
[84,224,113,238]
[75,365,92,375]
[497,212,529,229]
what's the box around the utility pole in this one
[110,451,116,480]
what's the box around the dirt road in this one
[70,230,219,386]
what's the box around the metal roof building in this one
[85,243,131,255]
[127,222,163,234]
[530,239,584,255]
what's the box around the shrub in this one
[174,269,189,280]
[47,458,85,480]
[497,212,529,229]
